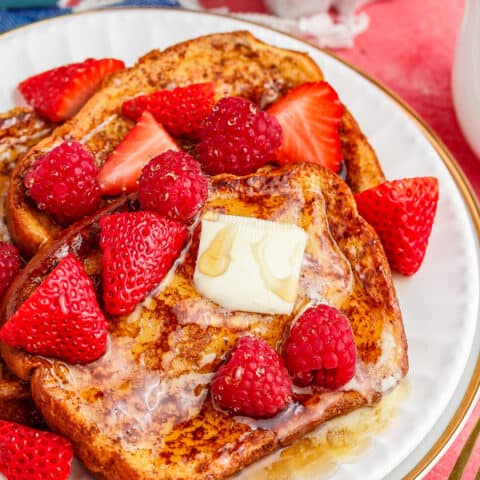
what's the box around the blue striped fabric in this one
[0,0,179,34]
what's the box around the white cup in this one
[452,0,480,158]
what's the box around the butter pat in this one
[194,213,307,314]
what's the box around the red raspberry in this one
[211,336,293,419]
[197,97,282,176]
[284,305,356,390]
[122,82,215,140]
[0,242,22,297]
[138,150,208,223]
[24,141,101,226]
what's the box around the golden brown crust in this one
[0,107,54,175]
[341,109,386,193]
[0,109,51,425]
[6,31,385,258]
[1,163,406,479]
[0,108,54,244]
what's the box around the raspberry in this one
[138,150,208,223]
[122,83,215,140]
[211,336,293,419]
[24,141,101,226]
[0,242,22,297]
[197,97,282,176]
[284,305,356,390]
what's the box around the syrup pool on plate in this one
[236,379,410,480]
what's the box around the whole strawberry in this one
[24,140,101,225]
[100,211,188,315]
[284,305,356,390]
[355,177,439,276]
[138,150,209,223]
[122,82,215,139]
[0,242,22,298]
[18,57,124,122]
[0,253,108,364]
[211,336,293,418]
[197,96,282,176]
[0,420,73,480]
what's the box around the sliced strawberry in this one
[97,111,179,196]
[100,211,188,315]
[122,82,215,139]
[18,58,125,122]
[355,177,439,276]
[0,420,73,480]
[0,253,108,364]
[267,81,343,173]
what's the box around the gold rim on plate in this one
[1,6,479,478]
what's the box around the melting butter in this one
[252,236,304,303]
[194,214,307,314]
[198,225,236,277]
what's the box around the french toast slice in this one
[0,108,47,426]
[1,162,407,479]
[0,364,41,426]
[0,107,54,243]
[7,31,385,259]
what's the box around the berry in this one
[0,254,108,364]
[97,111,179,196]
[211,336,293,418]
[18,58,124,122]
[197,97,282,176]
[24,140,101,226]
[138,150,208,223]
[122,82,215,139]
[0,420,73,480]
[267,82,343,173]
[0,242,22,298]
[355,177,439,276]
[284,305,356,390]
[100,211,188,315]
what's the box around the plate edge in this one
[1,6,479,479]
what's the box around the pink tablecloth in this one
[204,0,480,478]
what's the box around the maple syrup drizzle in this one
[239,380,410,480]
[252,236,303,303]
[198,224,236,277]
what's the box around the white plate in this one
[0,8,479,480]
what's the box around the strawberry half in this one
[355,177,439,276]
[122,82,215,139]
[18,57,125,122]
[267,81,343,173]
[97,111,179,196]
[0,253,108,364]
[0,420,73,480]
[100,211,188,315]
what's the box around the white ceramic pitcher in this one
[452,0,480,157]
